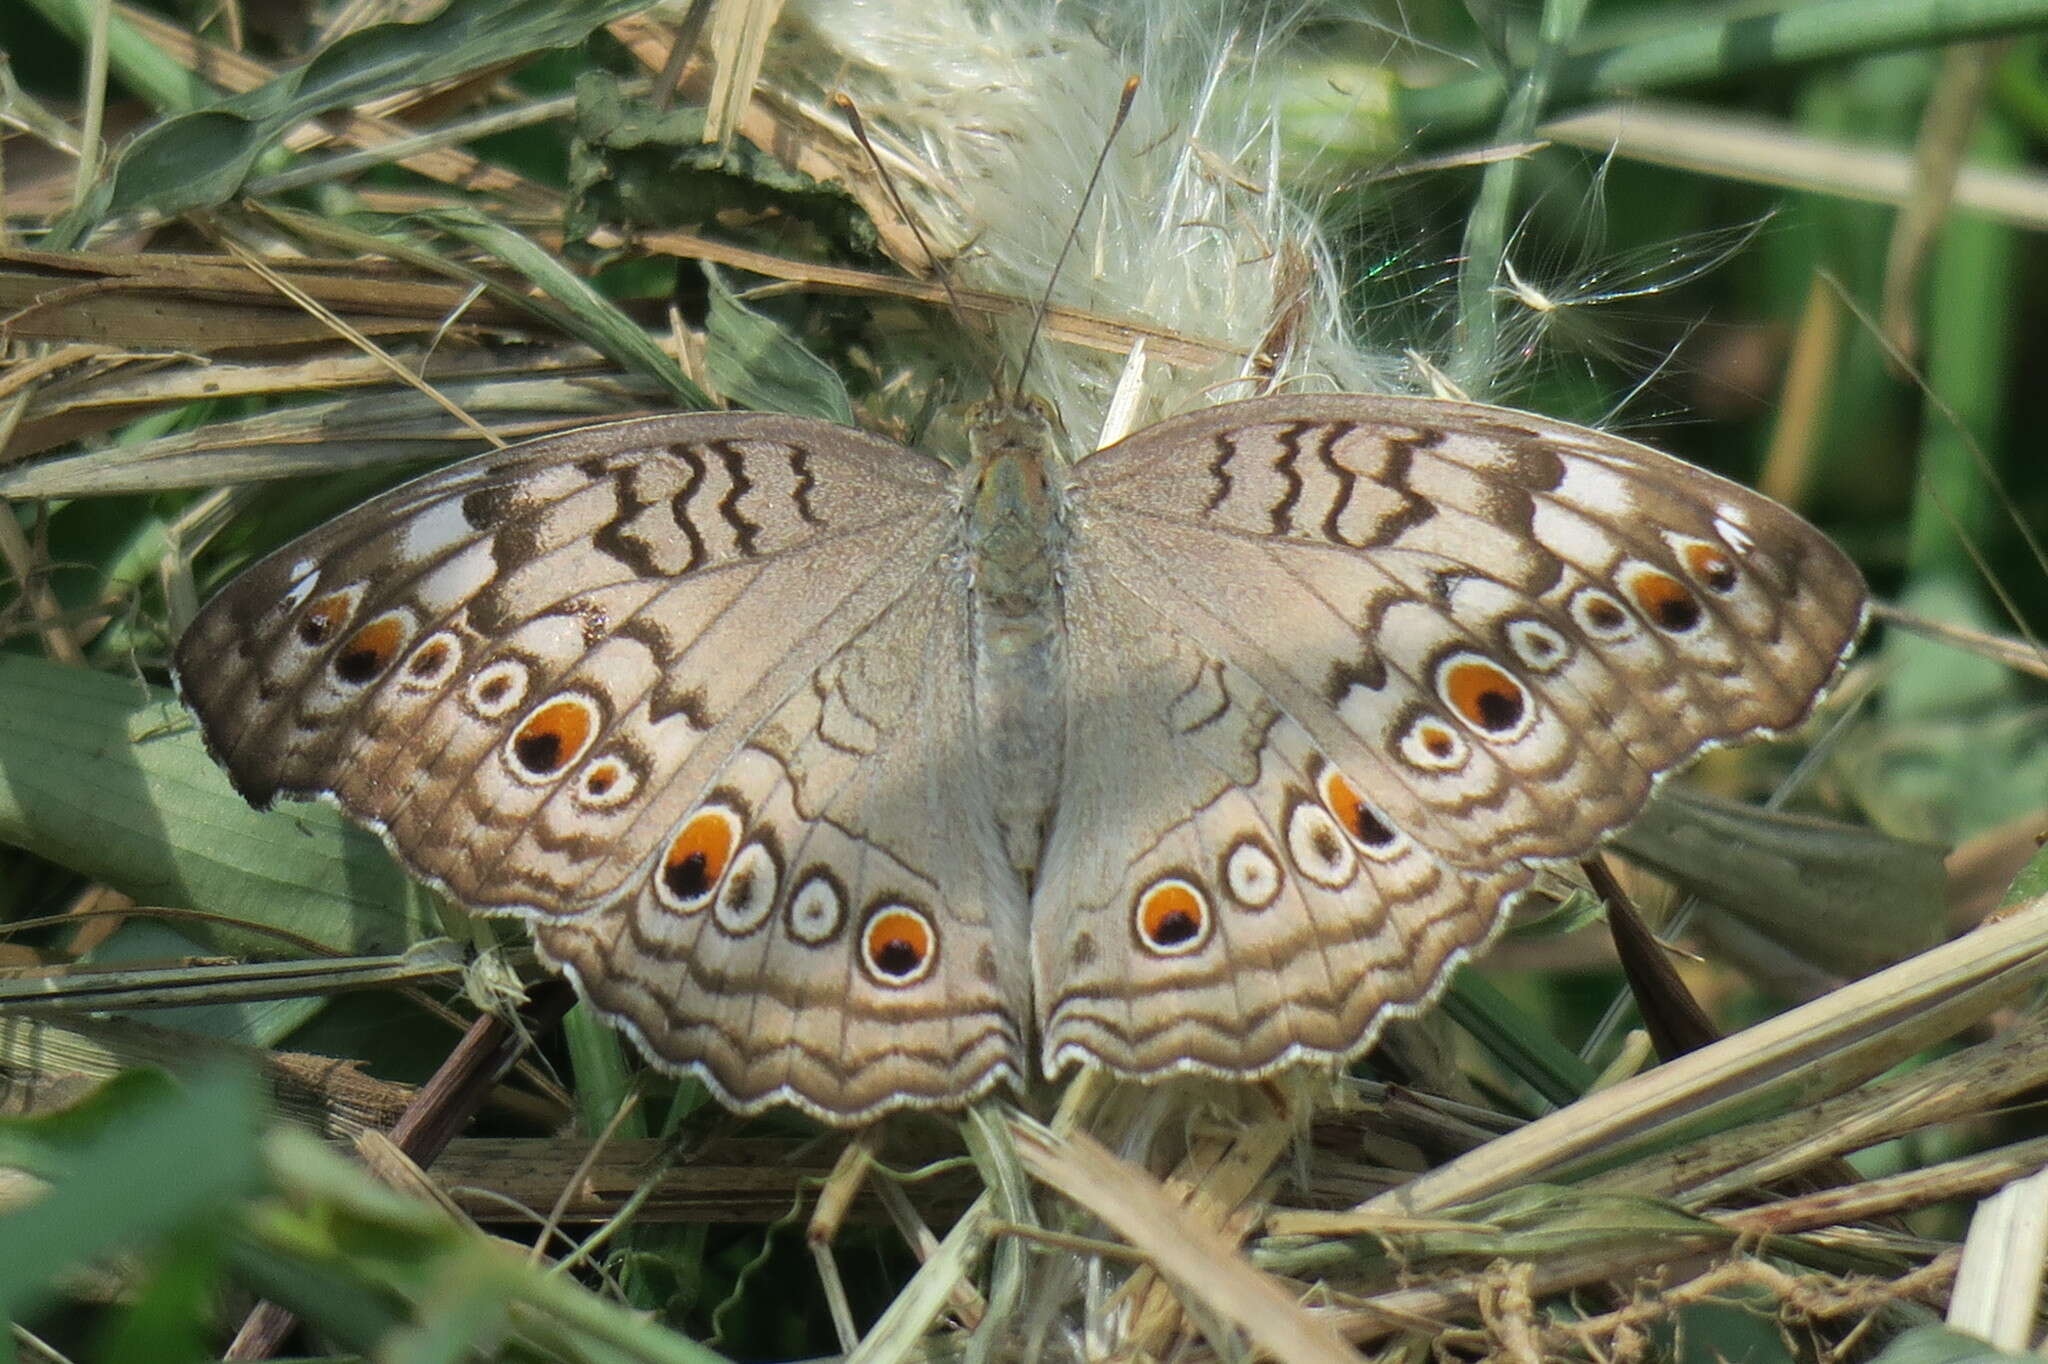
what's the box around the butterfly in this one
[174,388,1866,1123]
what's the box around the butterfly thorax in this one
[963,400,1069,881]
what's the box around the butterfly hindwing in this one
[1032,554,1536,1079]
[530,565,1032,1120]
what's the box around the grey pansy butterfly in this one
[174,388,1866,1123]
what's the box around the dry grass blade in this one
[1365,893,2048,1215]
[1540,99,2048,230]
[1010,1115,1356,1364]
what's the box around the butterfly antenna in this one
[833,92,1004,396]
[1013,75,1141,402]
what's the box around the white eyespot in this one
[1132,877,1212,956]
[1286,800,1358,890]
[1396,714,1471,773]
[398,631,463,691]
[1505,619,1572,673]
[574,755,639,809]
[1222,840,1281,909]
[713,841,780,936]
[1568,588,1637,641]
[466,660,529,718]
[787,872,846,946]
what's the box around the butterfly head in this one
[963,395,1067,541]
[965,394,1064,463]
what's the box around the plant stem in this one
[1404,0,2048,140]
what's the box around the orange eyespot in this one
[297,591,355,646]
[1683,540,1740,592]
[658,807,740,909]
[1421,723,1456,758]
[1319,768,1397,847]
[333,613,407,684]
[1626,569,1703,633]
[863,905,936,985]
[509,695,599,778]
[1441,657,1529,735]
[582,758,623,798]
[1133,878,1209,955]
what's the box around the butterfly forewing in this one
[1068,394,1865,865]
[177,413,952,904]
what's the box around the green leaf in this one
[0,1066,263,1323]
[0,654,430,956]
[704,267,856,424]
[396,207,709,407]
[59,0,651,235]
[1443,969,1599,1106]
[567,71,878,256]
[1870,1324,2037,1364]
[94,1221,226,1364]
[2004,839,2048,908]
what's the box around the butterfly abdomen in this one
[965,402,1072,883]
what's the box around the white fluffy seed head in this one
[761,0,1407,446]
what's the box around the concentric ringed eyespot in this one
[399,632,462,691]
[466,660,529,718]
[1569,587,1636,641]
[1221,838,1282,909]
[1673,536,1741,593]
[1132,877,1211,956]
[295,587,359,648]
[575,754,639,809]
[713,840,781,936]
[1396,714,1470,772]
[1317,767,1404,857]
[332,610,411,686]
[1435,652,1534,739]
[1621,564,1705,634]
[862,903,937,986]
[787,870,848,946]
[505,693,602,781]
[1505,619,1572,673]
[655,804,743,911]
[1286,797,1358,889]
